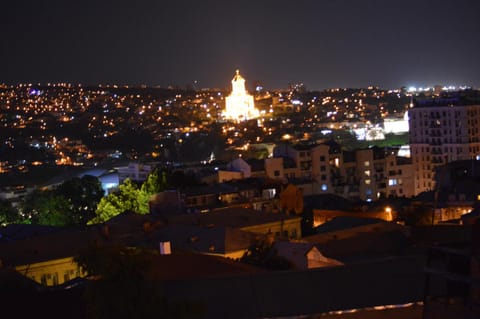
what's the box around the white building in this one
[116,162,154,183]
[383,111,410,134]
[223,70,259,121]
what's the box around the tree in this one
[240,237,294,271]
[22,190,72,226]
[0,199,21,225]
[20,175,105,227]
[140,169,167,195]
[92,196,120,224]
[56,175,105,225]
[91,179,149,224]
[33,194,72,226]
[116,179,150,214]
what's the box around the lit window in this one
[364,161,370,167]
[365,170,370,176]
[365,179,371,185]
[389,179,397,186]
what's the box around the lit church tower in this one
[223,69,259,121]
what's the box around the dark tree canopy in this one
[0,199,22,225]
[56,175,105,224]
[22,189,70,226]
[22,175,104,226]
[240,238,294,271]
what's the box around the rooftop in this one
[414,90,480,107]
[168,207,301,229]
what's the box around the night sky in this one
[1,0,480,90]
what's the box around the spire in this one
[233,69,245,82]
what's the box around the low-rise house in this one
[168,207,302,240]
[1,207,301,287]
[414,190,475,224]
[218,158,266,182]
[175,178,282,214]
[182,184,234,213]
[416,160,480,223]
[149,224,257,259]
[218,158,250,182]
[0,229,93,286]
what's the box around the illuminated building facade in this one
[224,70,259,121]
[409,98,480,195]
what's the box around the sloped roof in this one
[273,241,342,269]
[0,224,65,242]
[145,253,264,281]
[167,207,301,229]
[303,194,356,211]
[314,216,384,234]
[305,230,408,262]
[146,224,256,255]
[183,183,238,196]
[0,228,99,266]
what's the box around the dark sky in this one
[1,0,479,90]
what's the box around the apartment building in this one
[409,92,480,195]
[269,142,413,201]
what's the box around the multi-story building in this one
[116,162,155,183]
[334,147,414,201]
[269,142,414,201]
[409,92,480,195]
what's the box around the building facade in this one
[409,95,480,195]
[224,70,259,121]
[269,143,413,201]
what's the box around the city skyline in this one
[1,0,480,90]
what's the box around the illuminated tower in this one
[224,70,259,121]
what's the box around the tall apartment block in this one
[409,91,480,195]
